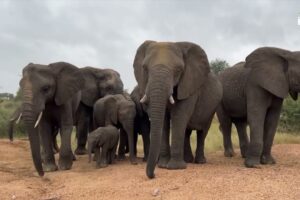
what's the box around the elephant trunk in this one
[22,85,44,176]
[146,67,171,179]
[87,140,94,163]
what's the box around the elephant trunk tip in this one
[146,166,155,179]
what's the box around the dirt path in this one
[0,139,299,200]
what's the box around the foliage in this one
[278,96,300,133]
[210,58,230,74]
[0,93,14,100]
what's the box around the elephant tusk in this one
[140,95,147,103]
[15,113,22,124]
[169,95,175,104]
[34,112,43,128]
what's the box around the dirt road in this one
[0,139,299,200]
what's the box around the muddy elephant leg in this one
[195,128,209,164]
[184,129,194,163]
[39,120,57,172]
[245,87,269,168]
[217,106,234,157]
[75,104,89,155]
[234,121,249,158]
[261,98,283,165]
[158,113,170,168]
[118,128,127,160]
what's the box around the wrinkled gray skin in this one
[134,41,219,178]
[184,73,223,164]
[74,67,123,155]
[93,93,137,164]
[217,47,300,168]
[129,86,150,161]
[87,126,119,168]
[19,62,84,176]
[8,106,60,154]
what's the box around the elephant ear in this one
[104,96,118,126]
[130,86,144,117]
[133,40,155,96]
[245,47,291,99]
[80,67,101,107]
[49,62,85,106]
[176,42,210,100]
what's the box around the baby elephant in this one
[87,126,119,168]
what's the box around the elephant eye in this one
[41,85,50,93]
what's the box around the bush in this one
[278,96,300,133]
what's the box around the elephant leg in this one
[261,98,283,165]
[234,121,249,158]
[123,122,137,165]
[141,118,150,161]
[195,128,208,164]
[75,104,89,155]
[184,129,194,163]
[245,87,269,168]
[39,120,57,172]
[95,148,101,167]
[158,113,170,168]
[52,128,60,154]
[58,125,74,170]
[167,98,195,170]
[217,106,234,157]
[98,144,109,168]
[118,128,127,160]
[110,144,118,164]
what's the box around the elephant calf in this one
[87,125,119,168]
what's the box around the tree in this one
[210,58,230,74]
[14,88,22,101]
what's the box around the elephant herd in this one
[8,41,300,179]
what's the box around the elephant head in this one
[19,62,84,176]
[80,67,124,107]
[133,41,210,178]
[87,130,103,163]
[245,47,300,100]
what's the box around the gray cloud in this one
[0,0,299,94]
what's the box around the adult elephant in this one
[74,67,123,155]
[133,41,217,178]
[19,62,84,176]
[217,47,300,168]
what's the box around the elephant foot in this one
[244,157,260,168]
[194,156,206,164]
[96,162,108,168]
[130,156,138,165]
[224,148,235,157]
[118,154,126,160]
[158,155,170,168]
[75,147,88,155]
[240,145,248,158]
[260,154,276,165]
[167,159,187,170]
[43,163,58,172]
[184,153,194,163]
[58,153,73,170]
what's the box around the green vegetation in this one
[210,58,230,74]
[278,96,300,133]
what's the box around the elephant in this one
[19,62,84,176]
[183,72,223,164]
[7,106,60,154]
[74,67,123,155]
[93,93,137,164]
[133,40,222,178]
[130,86,150,161]
[217,47,300,168]
[87,125,119,168]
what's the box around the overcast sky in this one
[0,0,299,94]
